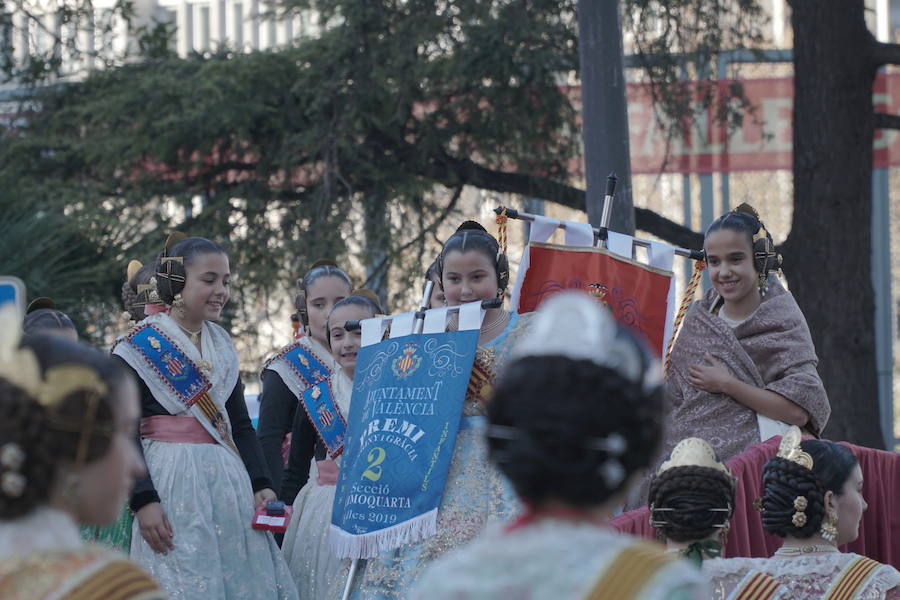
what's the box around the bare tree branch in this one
[874,111,900,130]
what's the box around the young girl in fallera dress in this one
[257,260,353,493]
[281,292,382,599]
[112,235,297,599]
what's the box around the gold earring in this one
[173,293,186,318]
[820,510,838,543]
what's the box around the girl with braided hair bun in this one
[705,427,899,599]
[0,308,165,599]
[409,292,704,600]
[280,291,381,599]
[661,203,830,467]
[112,235,298,599]
[648,438,788,599]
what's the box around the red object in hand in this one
[252,501,293,533]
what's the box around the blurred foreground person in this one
[412,292,705,600]
[0,307,165,598]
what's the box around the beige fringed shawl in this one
[663,278,831,462]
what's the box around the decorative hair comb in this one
[776,426,813,470]
[656,437,731,477]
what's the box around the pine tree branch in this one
[874,112,900,130]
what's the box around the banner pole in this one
[414,280,434,335]
[599,172,618,231]
[341,558,359,600]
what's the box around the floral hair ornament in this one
[776,426,814,471]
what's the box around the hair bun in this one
[26,298,57,314]
[455,220,488,234]
[310,258,339,269]
[733,203,760,220]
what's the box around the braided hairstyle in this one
[438,221,509,293]
[155,237,226,305]
[760,440,857,538]
[0,335,125,519]
[705,203,782,280]
[648,465,735,542]
[488,355,662,508]
[122,262,158,322]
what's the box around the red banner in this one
[517,243,673,356]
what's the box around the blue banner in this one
[330,329,478,559]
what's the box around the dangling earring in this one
[820,510,839,543]
[173,293,186,318]
[758,272,769,296]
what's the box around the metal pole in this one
[340,559,359,600]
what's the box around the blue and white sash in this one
[265,337,332,390]
[300,379,347,458]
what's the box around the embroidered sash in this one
[300,379,347,458]
[729,571,783,600]
[823,556,882,600]
[584,541,677,600]
[126,324,237,454]
[270,339,332,388]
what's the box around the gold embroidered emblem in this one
[299,354,310,367]
[311,385,322,399]
[148,336,162,351]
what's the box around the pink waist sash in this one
[316,460,339,486]
[141,415,216,444]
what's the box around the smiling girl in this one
[281,291,381,599]
[339,220,534,600]
[112,235,297,600]
[257,260,352,493]
[662,204,830,463]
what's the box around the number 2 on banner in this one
[362,447,386,481]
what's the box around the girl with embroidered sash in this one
[411,292,704,600]
[258,260,352,492]
[0,310,165,599]
[647,438,786,599]
[112,235,298,600]
[280,291,382,599]
[663,204,830,466]
[335,221,535,599]
[704,427,900,599]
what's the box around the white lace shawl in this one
[0,507,83,559]
[704,553,900,600]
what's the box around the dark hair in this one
[705,204,782,277]
[295,261,353,326]
[325,294,382,349]
[438,221,509,292]
[122,262,158,322]
[648,466,735,543]
[0,335,127,519]
[425,259,439,282]
[155,237,226,305]
[760,440,858,539]
[23,309,76,335]
[488,355,662,508]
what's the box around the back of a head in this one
[22,298,76,337]
[761,434,858,539]
[647,438,735,543]
[487,292,663,508]
[0,328,124,520]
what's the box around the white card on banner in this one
[457,301,485,332]
[530,215,561,244]
[607,231,634,258]
[361,317,387,347]
[389,312,416,339]
[648,241,676,272]
[422,307,450,335]
[564,221,595,247]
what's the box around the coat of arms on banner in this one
[392,343,422,378]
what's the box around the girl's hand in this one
[136,502,175,555]
[254,488,277,511]
[687,353,734,394]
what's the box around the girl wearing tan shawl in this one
[663,204,830,462]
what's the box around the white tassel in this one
[330,509,438,559]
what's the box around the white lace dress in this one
[704,553,900,600]
[410,519,706,600]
